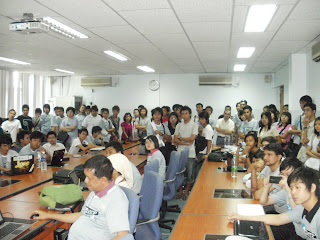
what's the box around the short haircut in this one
[261,136,276,144]
[304,102,316,112]
[92,126,102,134]
[255,150,265,159]
[101,108,109,114]
[54,106,59,111]
[196,103,203,108]
[280,156,303,172]
[241,100,247,104]
[268,104,277,112]
[314,117,320,136]
[30,131,44,142]
[263,143,283,156]
[205,106,213,112]
[172,104,182,111]
[300,95,312,104]
[263,105,269,110]
[225,105,231,110]
[66,107,75,114]
[283,104,288,107]
[199,111,209,123]
[86,105,91,109]
[47,131,57,138]
[43,104,50,111]
[138,105,144,109]
[17,130,30,143]
[243,105,252,112]
[151,107,163,117]
[281,112,292,125]
[59,107,64,112]
[8,109,15,114]
[238,110,244,118]
[105,141,123,154]
[91,105,98,112]
[35,108,42,114]
[112,105,120,112]
[236,102,241,107]
[162,106,170,113]
[0,134,12,145]
[79,128,88,135]
[287,167,320,197]
[22,104,29,110]
[123,113,132,122]
[244,132,258,146]
[84,155,113,180]
[139,107,148,116]
[146,135,160,149]
[181,105,192,115]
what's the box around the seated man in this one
[229,167,320,240]
[32,155,130,240]
[19,131,45,156]
[69,129,98,154]
[0,135,18,174]
[42,131,66,162]
[86,126,104,146]
[105,141,142,194]
[16,130,31,149]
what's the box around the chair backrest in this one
[175,147,189,190]
[57,131,69,145]
[144,159,159,174]
[119,186,140,234]
[163,151,180,201]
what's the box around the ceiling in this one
[0,0,319,76]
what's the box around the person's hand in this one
[228,213,241,222]
[302,117,308,127]
[39,147,46,153]
[155,130,161,135]
[202,154,208,160]
[263,177,272,188]
[278,175,290,191]
[31,210,50,220]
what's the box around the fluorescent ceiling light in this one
[233,64,246,72]
[237,47,256,58]
[137,66,155,73]
[43,17,88,39]
[103,50,129,61]
[55,68,74,74]
[0,57,30,65]
[244,5,277,32]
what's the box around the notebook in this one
[8,155,34,175]
[234,220,268,239]
[49,149,66,167]
[0,210,33,240]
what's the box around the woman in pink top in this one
[121,113,133,142]
[277,112,292,150]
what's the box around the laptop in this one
[8,155,34,175]
[0,210,33,240]
[234,220,268,239]
[49,149,66,167]
[69,170,88,190]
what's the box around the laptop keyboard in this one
[0,223,21,238]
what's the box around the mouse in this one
[30,213,39,219]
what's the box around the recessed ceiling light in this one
[244,5,277,32]
[237,47,256,58]
[103,50,129,61]
[54,68,74,74]
[137,66,155,73]
[233,64,246,72]
[0,57,30,65]
[43,17,88,39]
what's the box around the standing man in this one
[194,103,204,126]
[2,109,21,143]
[40,104,52,136]
[17,104,34,132]
[215,110,235,145]
[239,105,259,139]
[82,105,102,136]
[76,105,87,130]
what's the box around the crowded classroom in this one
[1,1,320,240]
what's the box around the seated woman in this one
[121,113,133,143]
[145,135,166,180]
[305,117,320,171]
[257,112,281,146]
[276,112,292,151]
[242,131,264,169]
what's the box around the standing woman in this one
[257,112,281,146]
[109,105,120,140]
[121,113,133,143]
[276,112,292,151]
[270,110,278,127]
[305,117,320,171]
[162,106,170,125]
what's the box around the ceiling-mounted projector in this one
[9,13,49,34]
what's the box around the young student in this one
[132,109,140,139]
[2,109,22,143]
[162,106,170,124]
[173,104,183,122]
[85,105,91,115]
[258,111,281,146]
[0,135,18,173]
[109,105,121,139]
[270,110,279,127]
[297,103,316,163]
[240,100,247,109]
[304,117,320,171]
[241,131,263,169]
[68,129,97,154]
[60,107,78,150]
[229,167,320,240]
[100,108,115,144]
[135,107,150,139]
[233,102,242,136]
[19,131,45,156]
[32,155,130,240]
[215,110,235,145]
[174,105,198,200]
[75,105,86,130]
[32,108,42,132]
[283,104,289,113]
[121,113,133,142]
[145,135,166,180]
[239,105,259,139]
[87,126,104,146]
[277,112,292,151]
[40,104,52,136]
[82,105,102,136]
[42,131,66,162]
[263,105,269,112]
[168,112,180,135]
[205,106,215,128]
[16,130,30,149]
[17,104,34,131]
[105,141,142,194]
[51,107,65,133]
[194,103,204,125]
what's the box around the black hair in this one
[123,112,132,123]
[151,107,163,118]
[287,167,320,198]
[283,104,288,108]
[243,105,252,112]
[17,130,30,143]
[172,104,182,112]
[314,117,320,136]
[91,105,98,112]
[263,105,269,110]
[199,111,209,124]
[225,105,231,110]
[139,107,148,116]
[181,105,192,115]
[92,126,102,134]
[47,131,57,138]
[268,104,277,112]
[270,110,278,123]
[196,103,203,108]
[0,134,12,145]
[112,105,120,112]
[35,108,42,114]
[146,135,160,149]
[66,107,75,114]
[168,112,180,132]
[255,150,265,159]
[263,143,283,156]
[238,110,244,120]
[54,106,59,111]
[280,156,303,172]
[138,105,145,109]
[22,104,29,111]
[259,112,272,133]
[101,108,109,114]
[261,136,276,144]
[84,155,114,180]
[8,109,15,114]
[30,131,44,142]
[43,104,50,111]
[133,108,140,115]
[205,106,213,112]
[105,141,124,154]
[60,107,64,112]
[304,102,316,112]
[86,105,91,109]
[280,112,292,126]
[161,106,170,114]
[299,95,312,104]
[241,100,247,104]
[236,102,241,108]
[0,117,2,126]
[79,128,89,135]
[244,132,258,146]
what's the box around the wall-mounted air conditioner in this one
[199,75,233,85]
[81,77,113,87]
[312,41,320,62]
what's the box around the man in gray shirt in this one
[19,131,45,156]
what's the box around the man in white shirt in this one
[216,110,235,145]
[2,109,21,143]
[193,103,203,126]
[82,105,102,136]
[0,134,19,174]
[75,105,87,130]
[42,131,65,162]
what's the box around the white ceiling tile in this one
[194,42,229,61]
[179,65,206,73]
[267,4,294,32]
[232,6,248,33]
[235,0,299,5]
[102,0,170,11]
[170,0,233,22]
[184,22,231,41]
[119,43,164,59]
[289,0,320,20]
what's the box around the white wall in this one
[51,73,278,121]
[274,63,289,105]
[307,51,320,109]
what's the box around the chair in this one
[119,234,135,240]
[144,159,159,174]
[119,186,140,234]
[11,147,22,153]
[159,151,180,231]
[57,131,69,145]
[135,171,164,240]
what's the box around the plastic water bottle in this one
[36,149,41,168]
[40,151,47,171]
[231,154,238,178]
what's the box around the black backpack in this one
[195,135,207,154]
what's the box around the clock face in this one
[149,80,159,91]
